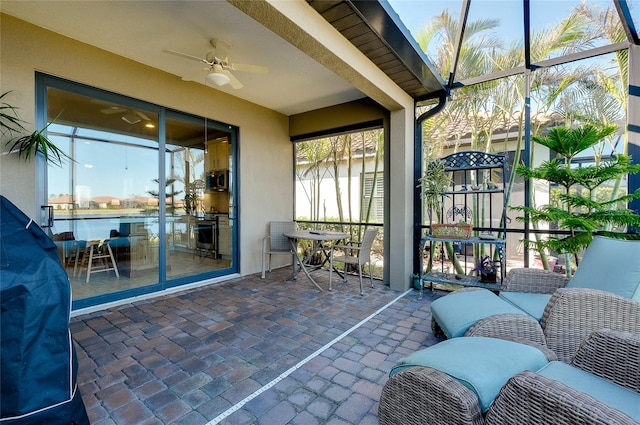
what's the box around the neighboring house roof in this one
[48,195,75,205]
[425,111,566,145]
[91,196,119,205]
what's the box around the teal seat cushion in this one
[499,292,552,321]
[431,288,527,338]
[390,337,549,412]
[566,236,640,300]
[536,362,640,422]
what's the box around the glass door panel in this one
[164,115,234,281]
[47,88,160,300]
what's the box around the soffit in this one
[308,0,447,101]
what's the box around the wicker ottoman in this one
[379,337,552,425]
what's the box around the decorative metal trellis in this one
[446,205,473,223]
[440,151,505,171]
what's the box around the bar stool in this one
[76,239,120,283]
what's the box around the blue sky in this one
[386,0,614,48]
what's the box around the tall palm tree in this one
[416,4,616,271]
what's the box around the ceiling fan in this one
[101,106,151,124]
[162,38,268,89]
[91,99,152,125]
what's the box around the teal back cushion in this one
[566,236,640,300]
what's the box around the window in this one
[362,173,384,223]
[294,129,384,225]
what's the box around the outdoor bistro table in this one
[284,230,349,291]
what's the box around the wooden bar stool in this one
[76,239,120,283]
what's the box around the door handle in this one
[40,205,54,228]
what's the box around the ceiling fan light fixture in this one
[206,70,230,86]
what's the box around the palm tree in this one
[416,4,618,271]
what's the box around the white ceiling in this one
[1,1,366,116]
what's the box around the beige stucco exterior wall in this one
[0,14,292,276]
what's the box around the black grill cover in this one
[0,196,89,424]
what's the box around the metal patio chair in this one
[261,221,296,279]
[329,228,378,295]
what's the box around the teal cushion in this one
[390,337,549,412]
[536,362,640,421]
[431,289,527,338]
[566,236,640,299]
[499,292,552,321]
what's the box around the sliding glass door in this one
[40,75,237,309]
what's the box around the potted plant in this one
[1,91,69,166]
[419,158,468,275]
[431,220,474,239]
[513,123,640,269]
[419,159,452,227]
[472,255,499,282]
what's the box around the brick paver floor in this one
[71,268,445,424]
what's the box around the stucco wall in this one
[0,14,293,275]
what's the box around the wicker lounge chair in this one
[380,330,640,425]
[431,236,640,362]
[486,329,640,425]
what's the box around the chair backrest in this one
[566,236,640,301]
[269,221,296,251]
[358,228,378,261]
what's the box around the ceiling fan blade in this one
[230,63,268,74]
[162,49,210,64]
[225,71,243,89]
[182,68,210,82]
[210,38,231,61]
[134,110,151,121]
[101,106,127,115]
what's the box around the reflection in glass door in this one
[164,115,234,282]
[46,88,161,301]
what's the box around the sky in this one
[385,0,616,53]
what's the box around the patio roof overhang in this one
[308,0,448,102]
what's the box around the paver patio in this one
[71,268,444,424]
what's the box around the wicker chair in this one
[328,228,378,295]
[261,221,296,279]
[437,268,640,362]
[431,236,640,362]
[486,329,640,425]
[379,337,557,425]
[380,330,640,425]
